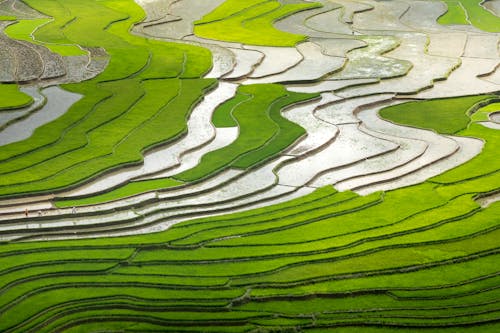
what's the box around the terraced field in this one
[0,0,499,331]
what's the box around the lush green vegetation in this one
[1,174,499,330]
[0,79,215,196]
[0,185,498,331]
[195,0,267,24]
[470,100,500,122]
[379,95,496,134]
[438,1,469,25]
[458,0,500,32]
[212,93,251,127]
[0,90,499,331]
[174,84,318,181]
[0,0,214,197]
[55,177,183,208]
[439,0,500,32]
[0,0,319,207]
[4,18,86,56]
[0,0,499,331]
[0,83,33,110]
[194,0,322,46]
[380,94,499,184]
[54,84,317,206]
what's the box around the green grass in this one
[0,248,133,270]
[4,18,86,56]
[174,84,318,181]
[0,0,499,331]
[242,288,500,316]
[232,225,500,285]
[0,283,246,332]
[195,0,269,24]
[0,83,33,110]
[438,1,469,25]
[159,188,354,246]
[305,325,500,333]
[439,0,500,32]
[194,0,322,46]
[232,91,319,168]
[378,95,495,135]
[391,274,500,298]
[55,177,183,208]
[168,191,381,248]
[1,192,499,331]
[194,193,478,254]
[380,94,500,184]
[470,100,500,122]
[38,309,260,333]
[212,92,251,127]
[432,122,499,184]
[0,79,215,196]
[1,90,498,331]
[459,0,500,32]
[65,323,253,333]
[251,253,500,297]
[0,0,214,197]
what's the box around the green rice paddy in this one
[379,95,496,134]
[0,93,499,331]
[4,18,86,56]
[439,0,500,32]
[0,84,33,110]
[175,84,318,181]
[54,177,183,208]
[0,0,214,197]
[438,1,469,25]
[194,0,322,46]
[0,0,499,331]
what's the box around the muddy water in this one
[60,82,239,197]
[0,86,82,146]
[483,0,500,16]
[0,86,44,130]
[490,112,500,123]
[2,0,500,240]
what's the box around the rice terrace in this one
[0,0,499,331]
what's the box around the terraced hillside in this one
[0,0,499,331]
